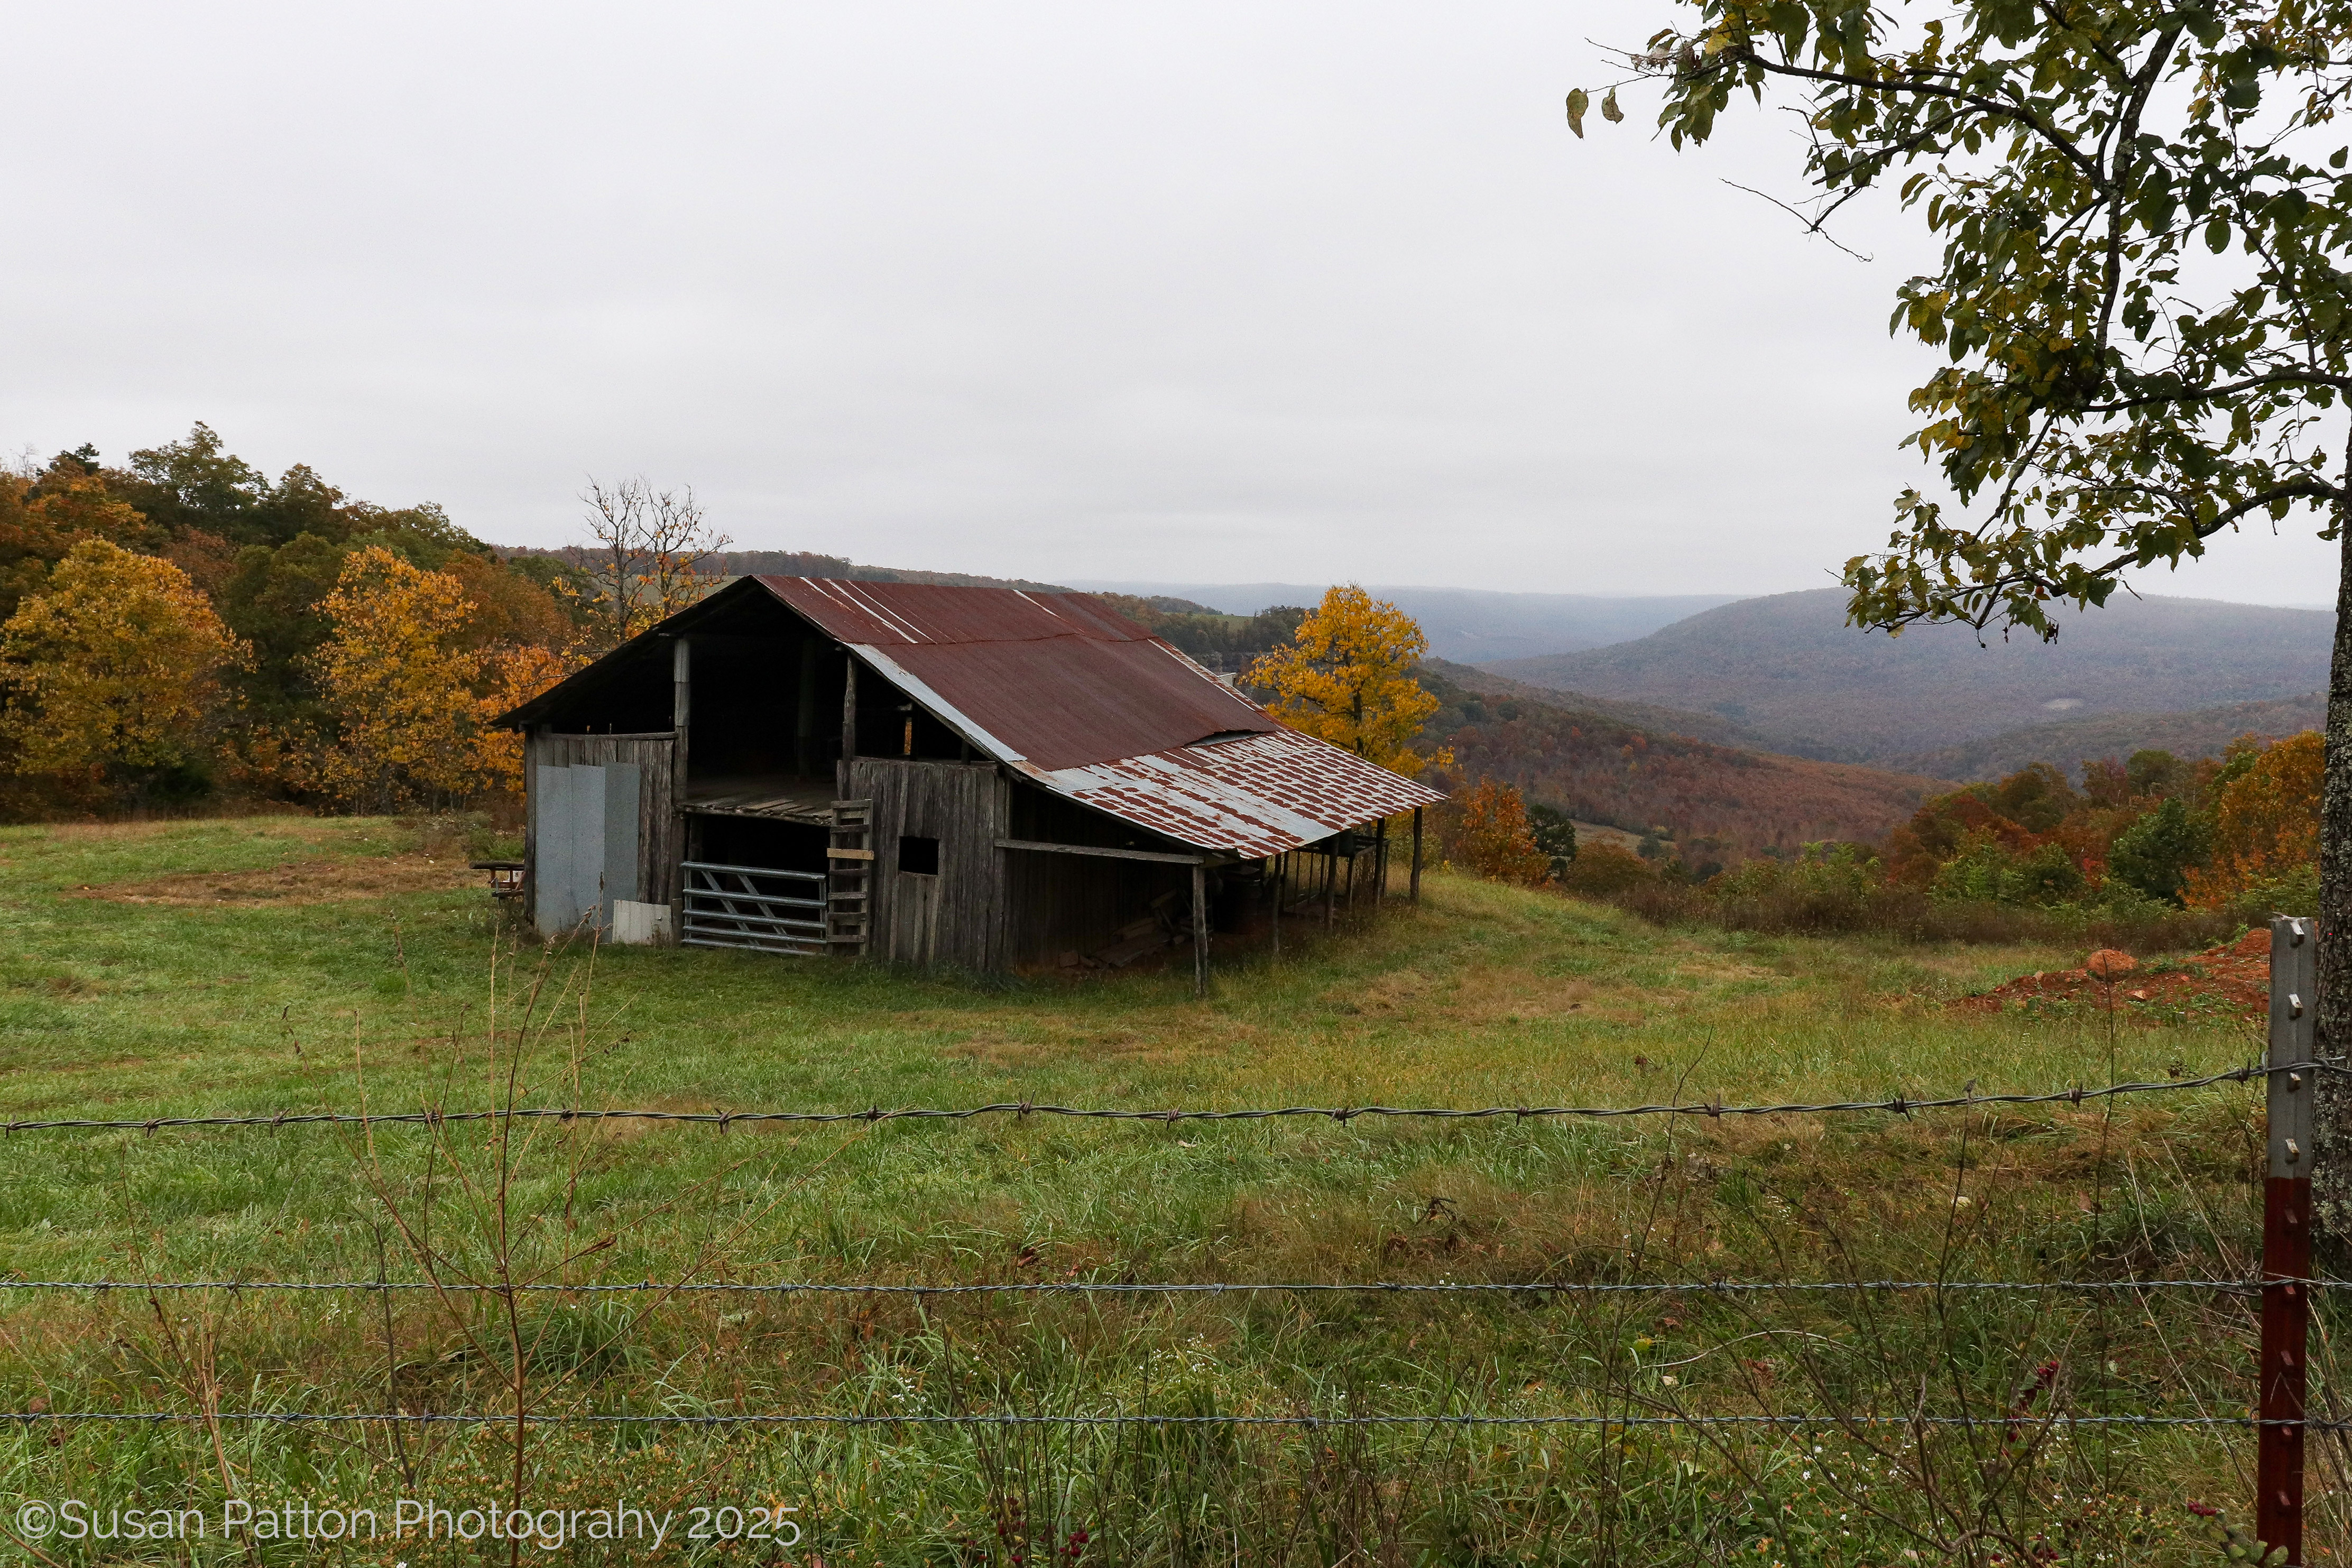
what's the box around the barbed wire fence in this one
[0,917,2329,1563]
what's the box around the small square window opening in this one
[899,835,940,876]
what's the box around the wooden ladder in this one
[827,798,874,954]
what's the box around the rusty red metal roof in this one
[1037,728,1445,859]
[500,576,1444,856]
[759,579,1442,854]
[758,577,1277,773]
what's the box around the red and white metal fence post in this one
[2263,914,2318,1564]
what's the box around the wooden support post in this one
[1323,845,1335,931]
[1270,854,1281,959]
[841,656,859,771]
[1376,817,1389,907]
[1191,863,1209,999]
[670,638,691,942]
[795,639,821,777]
[1410,808,1423,904]
[1342,842,1357,913]
[2261,913,2318,1565]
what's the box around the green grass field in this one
[0,816,2311,1566]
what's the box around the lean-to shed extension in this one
[499,576,1444,981]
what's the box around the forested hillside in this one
[0,427,596,816]
[1487,587,2333,763]
[500,546,1072,594]
[1415,667,1945,870]
[1897,691,2327,782]
[1069,581,1744,662]
[1423,658,1768,748]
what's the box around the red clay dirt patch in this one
[70,854,479,907]
[1949,928,2267,1026]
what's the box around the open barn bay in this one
[0,816,2307,1565]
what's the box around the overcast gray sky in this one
[3,1,2336,604]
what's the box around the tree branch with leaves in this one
[1572,0,2352,1248]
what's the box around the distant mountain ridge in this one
[1414,666,1947,865]
[1484,587,2333,765]
[1066,581,1744,663]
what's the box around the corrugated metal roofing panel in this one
[759,577,1152,649]
[756,578,1277,773]
[1037,729,1445,859]
[872,638,1271,772]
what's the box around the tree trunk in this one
[2313,486,2352,1259]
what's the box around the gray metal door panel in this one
[570,763,607,928]
[602,764,641,911]
[535,764,579,935]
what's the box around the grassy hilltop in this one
[0,816,2311,1565]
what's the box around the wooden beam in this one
[796,639,821,776]
[1410,807,1424,904]
[1270,852,1281,960]
[841,656,859,764]
[995,838,1208,866]
[671,640,691,944]
[1191,862,1209,999]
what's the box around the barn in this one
[498,577,1444,984]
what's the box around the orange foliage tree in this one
[472,642,587,796]
[0,539,248,794]
[1447,778,1552,885]
[0,464,160,619]
[1250,585,1449,776]
[2184,732,2321,909]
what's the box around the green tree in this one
[1574,0,2352,1238]
[220,532,353,716]
[2108,796,2211,903]
[121,423,273,543]
[1528,801,1581,875]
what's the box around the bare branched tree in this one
[559,476,731,648]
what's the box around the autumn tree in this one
[0,539,248,803]
[1447,778,1554,884]
[2185,730,2323,907]
[311,547,489,811]
[1250,585,1450,776]
[472,642,587,796]
[1572,0,2352,1238]
[561,477,731,648]
[0,455,160,619]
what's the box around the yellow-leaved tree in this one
[312,547,490,811]
[0,539,248,800]
[1250,585,1450,776]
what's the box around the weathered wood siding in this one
[524,730,680,930]
[845,758,1007,972]
[999,787,1191,965]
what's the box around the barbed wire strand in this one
[0,1277,2307,1296]
[0,1062,2305,1137]
[0,1410,2321,1429]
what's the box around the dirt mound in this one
[1951,928,2268,1025]
[71,854,479,907]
